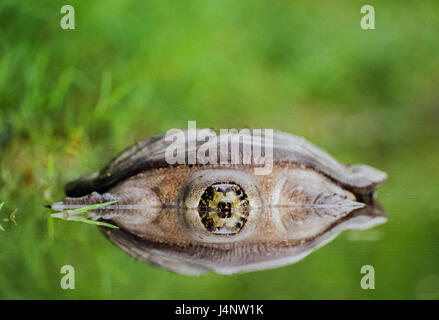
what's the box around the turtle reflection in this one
[51,129,387,275]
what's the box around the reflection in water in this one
[51,129,388,275]
[87,201,387,275]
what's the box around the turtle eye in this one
[179,169,263,242]
[198,183,250,235]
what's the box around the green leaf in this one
[63,217,119,229]
[62,200,119,214]
[9,208,17,226]
[49,200,120,229]
[0,202,4,231]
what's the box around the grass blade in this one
[50,200,120,229]
[0,202,4,231]
[64,217,119,229]
[61,200,119,214]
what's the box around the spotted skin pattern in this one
[198,183,249,234]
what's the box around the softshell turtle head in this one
[51,129,387,275]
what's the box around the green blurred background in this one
[1,0,438,299]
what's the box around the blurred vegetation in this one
[0,0,438,299]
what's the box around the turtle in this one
[51,129,387,275]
